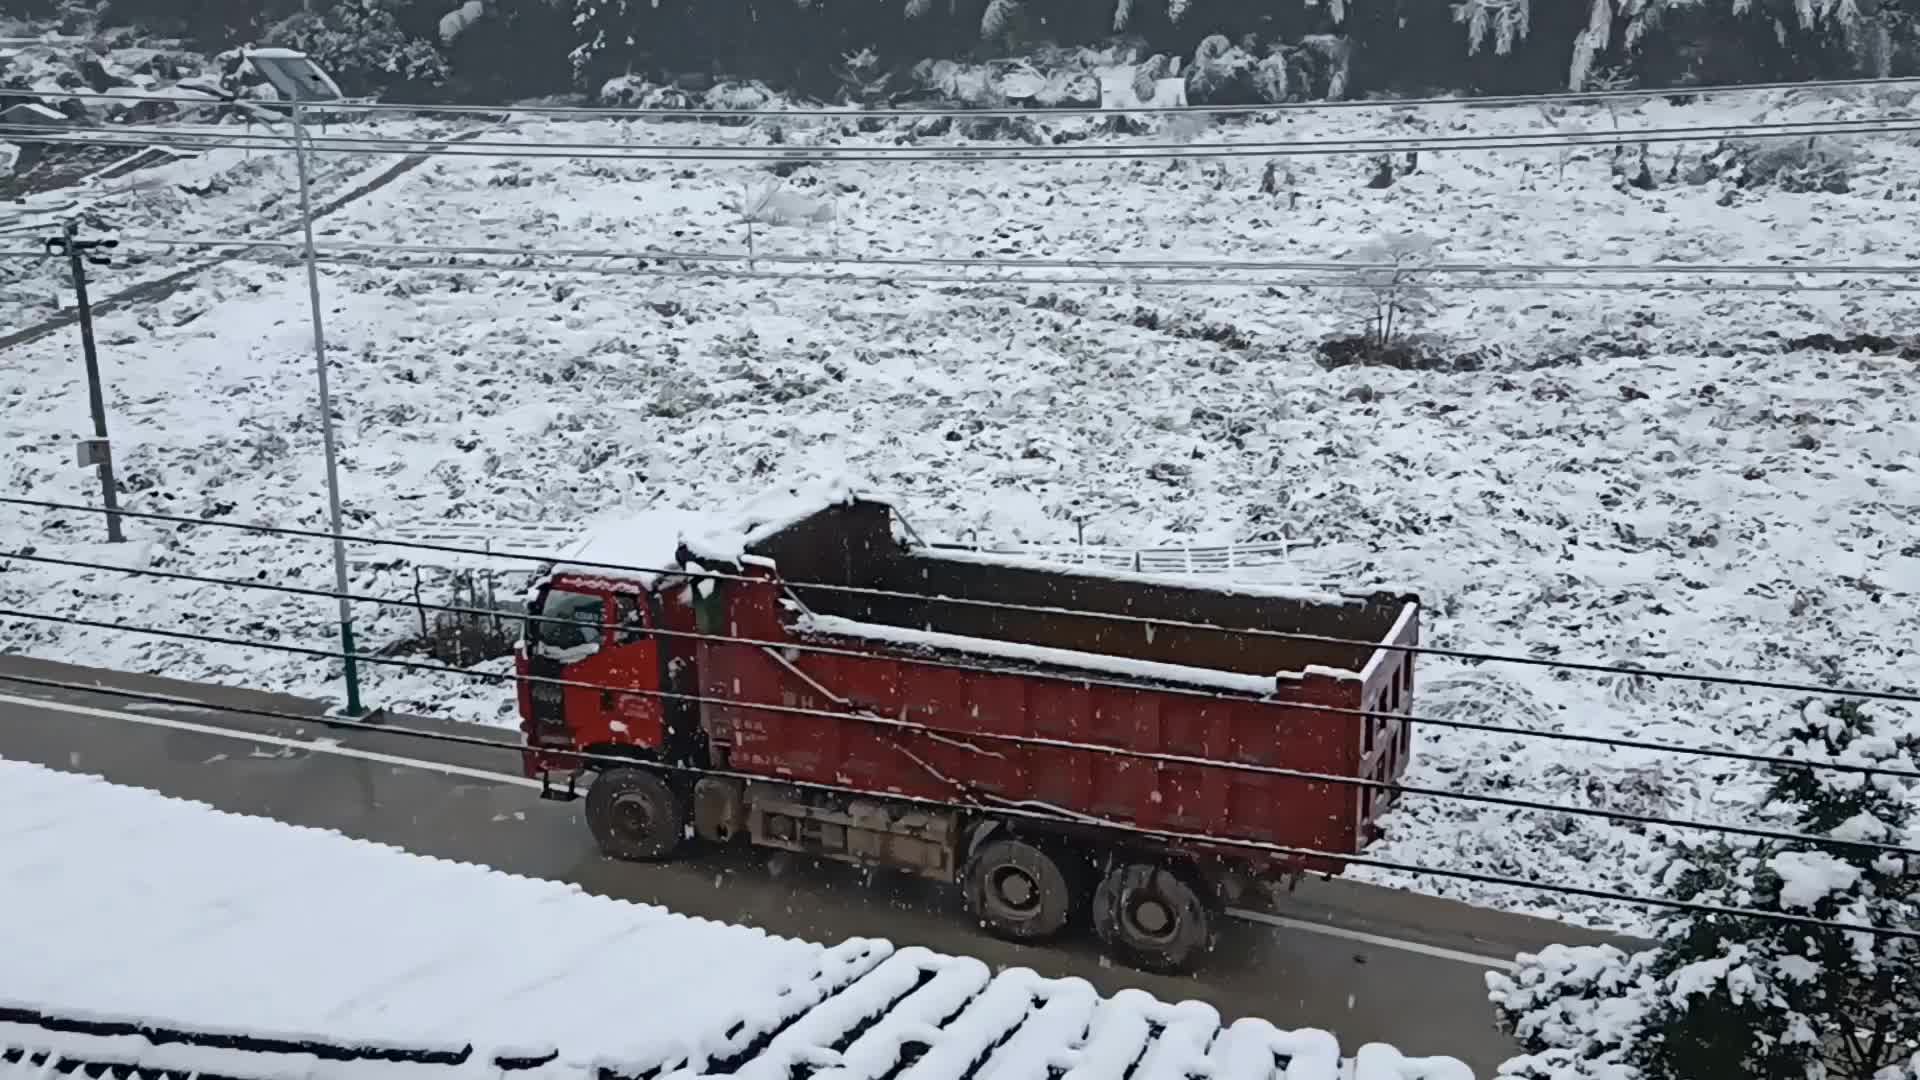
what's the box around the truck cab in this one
[517,558,704,795]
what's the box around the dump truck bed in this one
[690,499,1419,873]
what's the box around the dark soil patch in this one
[1315,335,1492,372]
[1782,332,1920,359]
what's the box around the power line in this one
[4,113,1916,164]
[22,246,1920,296]
[16,602,1913,862]
[7,493,1916,707]
[0,661,1910,942]
[13,72,1920,122]
[18,228,1920,296]
[10,544,1915,785]
[110,233,1920,279]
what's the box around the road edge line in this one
[1226,907,1518,971]
[0,691,541,790]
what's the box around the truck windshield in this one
[534,589,605,652]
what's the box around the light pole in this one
[292,100,362,717]
[248,49,362,716]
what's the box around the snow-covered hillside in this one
[0,87,1916,933]
[0,757,1469,1080]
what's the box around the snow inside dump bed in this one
[747,500,1410,687]
[0,759,1473,1080]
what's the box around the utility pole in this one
[45,222,124,543]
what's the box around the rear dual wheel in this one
[1091,862,1216,975]
[961,837,1084,942]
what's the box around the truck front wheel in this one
[585,768,685,861]
[961,837,1078,941]
[1092,862,1215,974]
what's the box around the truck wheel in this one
[585,768,684,861]
[1091,862,1215,974]
[962,838,1077,941]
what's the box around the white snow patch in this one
[0,756,863,1071]
[0,758,1468,1079]
[1768,849,1862,910]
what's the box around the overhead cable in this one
[7,494,1916,707]
[9,544,1916,784]
[4,113,1916,164]
[13,246,1920,295]
[108,233,1920,279]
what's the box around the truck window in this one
[614,594,647,644]
[534,589,606,652]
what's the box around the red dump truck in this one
[516,484,1419,972]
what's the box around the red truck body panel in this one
[519,494,1418,878]
[698,564,1416,874]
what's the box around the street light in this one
[243,48,362,717]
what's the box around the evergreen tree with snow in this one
[1491,699,1920,1080]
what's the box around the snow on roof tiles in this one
[0,758,1472,1080]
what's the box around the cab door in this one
[597,592,667,751]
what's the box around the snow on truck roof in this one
[549,477,871,584]
[0,758,1472,1080]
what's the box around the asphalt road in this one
[0,654,1638,1074]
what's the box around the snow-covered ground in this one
[1,85,1917,933]
[0,757,1468,1080]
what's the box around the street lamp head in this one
[242,49,345,105]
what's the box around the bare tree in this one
[1341,231,1438,350]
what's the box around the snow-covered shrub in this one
[1252,51,1290,103]
[911,58,1001,107]
[265,0,447,97]
[707,80,780,110]
[1130,52,1173,103]
[1491,944,1657,1079]
[1684,138,1858,194]
[1184,34,1257,105]
[1489,698,1920,1080]
[833,47,892,105]
[598,76,694,108]
[737,180,835,226]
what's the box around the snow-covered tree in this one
[266,0,448,95]
[1340,231,1439,350]
[1491,698,1920,1080]
[1458,0,1896,88]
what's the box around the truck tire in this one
[1091,862,1215,974]
[585,768,684,862]
[961,837,1078,941]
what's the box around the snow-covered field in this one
[0,757,1468,1080]
[1,86,1918,934]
